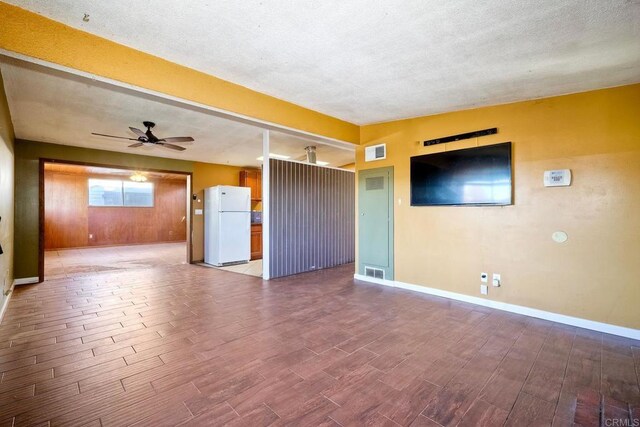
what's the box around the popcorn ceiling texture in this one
[4,0,640,124]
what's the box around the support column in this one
[262,129,270,280]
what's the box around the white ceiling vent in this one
[365,143,386,162]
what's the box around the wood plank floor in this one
[1,260,639,426]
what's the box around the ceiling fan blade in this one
[159,136,194,143]
[91,132,139,141]
[128,142,144,148]
[129,127,147,138]
[158,142,186,151]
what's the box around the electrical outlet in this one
[480,284,488,295]
[492,273,501,287]
[480,272,488,283]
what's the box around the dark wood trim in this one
[38,159,45,283]
[186,174,193,264]
[39,159,194,278]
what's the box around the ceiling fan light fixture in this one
[130,172,147,182]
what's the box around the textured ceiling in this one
[4,0,640,124]
[0,58,354,168]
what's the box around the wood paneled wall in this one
[269,159,355,278]
[44,171,186,249]
[44,171,90,249]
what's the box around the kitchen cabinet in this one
[241,169,262,260]
[239,169,262,201]
[251,223,262,260]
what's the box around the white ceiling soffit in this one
[5,0,640,125]
[0,58,355,168]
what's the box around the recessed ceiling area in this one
[4,0,639,124]
[0,57,355,168]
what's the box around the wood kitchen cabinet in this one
[250,223,262,260]
[241,169,262,260]
[239,169,262,201]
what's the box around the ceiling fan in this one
[91,121,194,151]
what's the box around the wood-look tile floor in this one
[1,262,639,426]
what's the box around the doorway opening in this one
[40,160,192,281]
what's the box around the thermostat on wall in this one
[544,169,572,187]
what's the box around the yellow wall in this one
[0,69,14,308]
[191,162,244,262]
[358,84,640,329]
[0,2,359,144]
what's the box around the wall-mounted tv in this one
[410,142,512,206]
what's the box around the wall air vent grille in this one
[365,177,384,191]
[364,266,385,279]
[365,144,386,162]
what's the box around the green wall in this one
[14,139,194,279]
[0,70,15,310]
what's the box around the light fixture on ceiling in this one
[130,172,147,182]
[305,146,317,164]
[256,153,291,161]
[83,13,90,22]
[292,146,330,166]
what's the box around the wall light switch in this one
[480,284,488,295]
[492,273,501,287]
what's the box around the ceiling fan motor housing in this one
[141,122,159,142]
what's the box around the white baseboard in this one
[14,277,39,285]
[353,274,640,340]
[0,285,15,323]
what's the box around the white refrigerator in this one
[204,185,251,266]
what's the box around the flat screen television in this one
[410,142,512,206]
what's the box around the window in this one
[123,181,154,207]
[88,179,154,207]
[88,179,124,206]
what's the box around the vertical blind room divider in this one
[269,159,355,278]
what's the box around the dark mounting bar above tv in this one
[423,127,498,146]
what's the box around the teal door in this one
[358,167,393,280]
